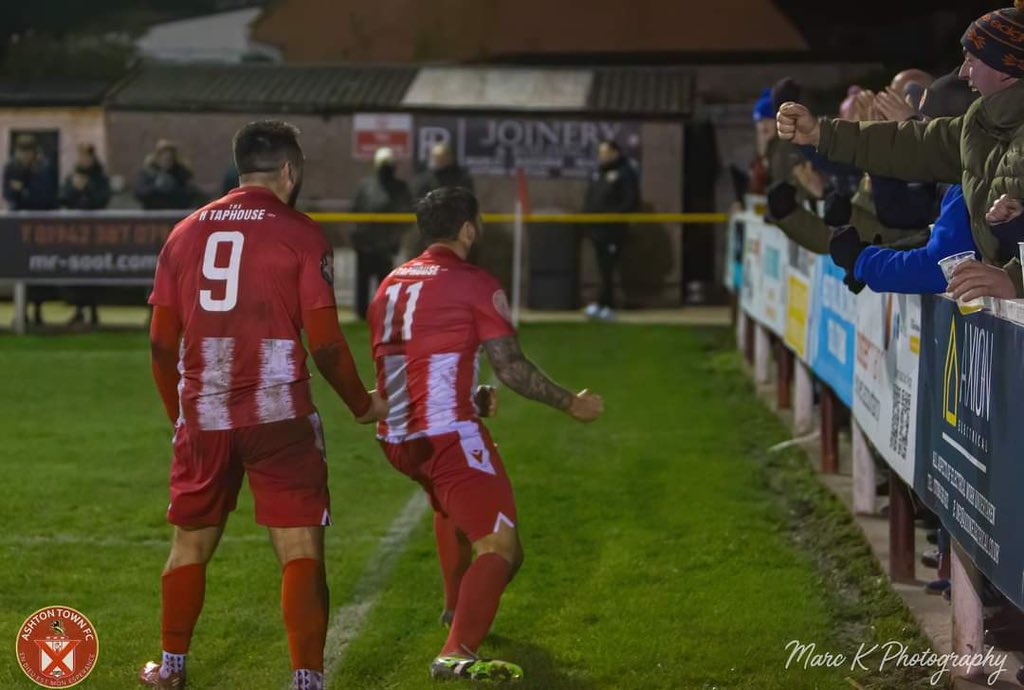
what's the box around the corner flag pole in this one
[511,198,523,328]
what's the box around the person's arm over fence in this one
[817,117,963,184]
[854,185,973,294]
[871,177,940,230]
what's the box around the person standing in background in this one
[4,134,58,326]
[135,140,201,210]
[351,147,414,319]
[415,143,474,198]
[59,143,113,327]
[582,139,639,321]
[59,143,111,211]
[3,135,57,211]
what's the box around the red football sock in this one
[161,563,207,654]
[434,512,472,612]
[281,558,328,672]
[441,553,511,657]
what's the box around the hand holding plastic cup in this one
[939,251,984,315]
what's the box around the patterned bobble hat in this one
[962,1,1024,78]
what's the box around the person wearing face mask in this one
[777,0,1024,303]
[351,147,414,319]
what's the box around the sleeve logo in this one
[320,251,335,286]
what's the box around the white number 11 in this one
[200,231,245,312]
[382,281,424,342]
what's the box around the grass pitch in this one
[0,324,929,689]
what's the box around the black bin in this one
[527,214,579,311]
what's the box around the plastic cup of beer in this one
[939,251,984,315]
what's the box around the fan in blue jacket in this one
[829,184,974,294]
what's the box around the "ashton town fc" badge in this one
[16,606,99,688]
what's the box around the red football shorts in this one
[380,421,517,542]
[167,413,331,528]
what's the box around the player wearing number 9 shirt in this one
[368,187,604,682]
[139,121,387,690]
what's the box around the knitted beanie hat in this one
[962,2,1024,78]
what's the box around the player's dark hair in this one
[232,120,303,175]
[415,187,480,242]
[600,139,621,153]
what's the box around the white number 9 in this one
[200,231,244,312]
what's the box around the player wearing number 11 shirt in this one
[139,121,387,690]
[369,187,604,682]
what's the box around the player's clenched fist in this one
[355,389,389,424]
[475,385,499,418]
[776,102,820,147]
[567,389,603,423]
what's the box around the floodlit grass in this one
[0,325,930,689]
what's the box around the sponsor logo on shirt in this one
[199,204,267,222]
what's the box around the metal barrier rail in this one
[307,212,729,224]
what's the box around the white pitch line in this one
[318,490,429,685]
[0,533,270,548]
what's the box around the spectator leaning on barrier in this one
[764,79,931,255]
[59,143,112,328]
[134,139,201,210]
[351,147,414,319]
[3,135,57,211]
[582,139,640,321]
[59,143,111,211]
[749,88,776,195]
[778,1,1024,303]
[415,142,474,199]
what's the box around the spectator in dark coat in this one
[59,143,112,327]
[134,140,200,210]
[59,143,111,210]
[3,135,57,211]
[351,147,414,319]
[582,139,639,320]
[4,135,58,326]
[415,143,474,198]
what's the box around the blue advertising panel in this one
[808,257,856,406]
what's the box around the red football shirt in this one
[368,245,515,440]
[149,186,336,431]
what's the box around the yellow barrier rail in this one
[307,212,729,224]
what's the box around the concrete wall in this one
[104,110,686,307]
[0,107,107,207]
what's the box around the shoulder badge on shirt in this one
[320,250,334,286]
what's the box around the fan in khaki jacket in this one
[777,1,1024,302]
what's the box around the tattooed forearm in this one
[483,335,573,411]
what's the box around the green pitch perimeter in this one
[0,325,930,689]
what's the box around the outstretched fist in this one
[567,389,604,423]
[776,102,820,147]
[474,385,499,418]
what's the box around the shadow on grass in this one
[487,634,598,690]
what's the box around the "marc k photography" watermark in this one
[785,639,1009,686]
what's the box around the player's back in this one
[150,186,336,431]
[368,245,514,441]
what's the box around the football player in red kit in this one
[368,187,604,681]
[139,121,387,690]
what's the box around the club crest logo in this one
[17,606,98,688]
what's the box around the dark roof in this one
[588,68,694,117]
[0,80,111,107]
[106,62,418,113]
